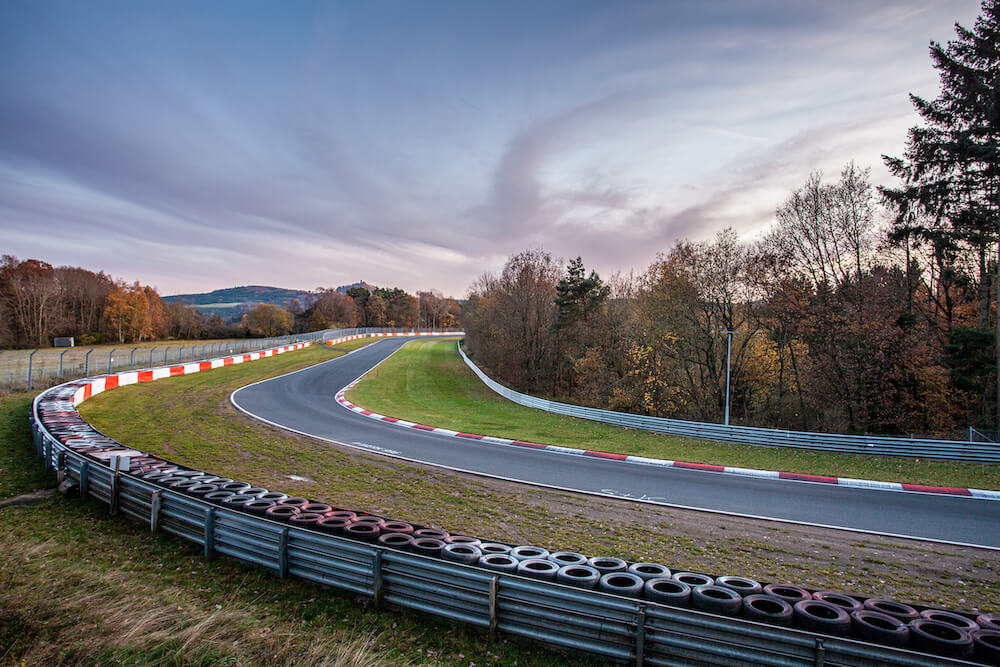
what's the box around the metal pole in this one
[721,331,738,426]
[149,346,157,368]
[85,348,93,376]
[129,347,138,369]
[179,346,184,363]
[58,349,68,378]
[108,348,115,373]
[27,349,37,390]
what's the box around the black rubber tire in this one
[315,516,350,534]
[628,563,671,581]
[812,591,862,613]
[187,484,219,496]
[479,542,512,555]
[850,610,910,647]
[352,516,386,528]
[742,594,793,626]
[793,600,851,636]
[221,494,259,507]
[715,575,761,595]
[978,615,1000,632]
[511,545,550,561]
[908,619,973,658]
[344,521,381,542]
[588,556,627,574]
[281,497,309,508]
[413,528,450,540]
[644,578,691,606]
[863,598,919,622]
[257,492,288,503]
[377,532,414,549]
[445,535,481,546]
[171,470,204,478]
[548,551,589,567]
[673,572,714,588]
[381,521,414,535]
[478,554,519,573]
[300,503,333,514]
[289,512,325,526]
[556,565,600,589]
[265,504,300,521]
[516,558,560,580]
[763,584,812,605]
[919,609,980,633]
[691,585,742,615]
[219,481,252,492]
[203,491,236,502]
[599,572,644,597]
[242,486,268,497]
[410,537,445,557]
[442,543,483,565]
[971,629,1000,665]
[169,479,201,491]
[327,510,358,521]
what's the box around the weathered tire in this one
[187,484,219,496]
[257,492,288,503]
[445,535,481,546]
[715,575,761,595]
[691,585,742,615]
[242,499,276,514]
[344,521,380,542]
[978,614,1000,632]
[315,516,350,534]
[377,532,414,549]
[204,491,236,502]
[221,494,258,507]
[548,551,589,567]
[479,542,511,555]
[644,578,691,606]
[169,479,201,491]
[352,516,386,528]
[381,521,414,535]
[265,504,300,521]
[971,629,1000,664]
[908,619,973,658]
[599,572,644,597]
[673,572,714,588]
[300,503,332,514]
[327,510,357,521]
[863,598,919,622]
[628,563,671,581]
[919,609,980,633]
[242,486,268,497]
[742,594,793,626]
[763,584,811,605]
[479,554,518,573]
[793,600,851,635]
[442,543,483,565]
[413,528,450,540]
[280,497,309,508]
[556,565,600,589]
[511,546,550,561]
[812,591,862,613]
[850,610,909,647]
[289,512,325,526]
[517,558,559,580]
[219,481,252,493]
[588,557,627,574]
[410,537,445,557]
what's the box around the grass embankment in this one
[4,338,995,664]
[346,340,1000,491]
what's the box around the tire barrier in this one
[29,340,997,666]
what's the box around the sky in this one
[0,1,986,298]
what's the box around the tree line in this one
[462,0,1000,436]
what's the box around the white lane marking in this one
[351,441,401,456]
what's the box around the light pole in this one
[721,330,739,426]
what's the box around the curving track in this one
[232,337,1000,549]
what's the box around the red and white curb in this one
[335,378,1000,501]
[72,342,312,405]
[324,331,461,346]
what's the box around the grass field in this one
[346,340,1000,491]
[3,339,996,664]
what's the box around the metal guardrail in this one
[29,419,977,666]
[25,342,986,666]
[458,345,1000,463]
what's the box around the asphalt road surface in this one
[232,337,1000,549]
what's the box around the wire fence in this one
[458,345,1000,463]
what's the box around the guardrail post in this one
[109,458,121,516]
[44,435,53,470]
[372,550,384,608]
[635,605,646,667]
[150,490,161,532]
[488,575,499,644]
[79,461,90,497]
[204,508,216,559]
[814,638,825,667]
[278,527,289,578]
[56,450,66,484]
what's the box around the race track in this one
[231,337,1000,549]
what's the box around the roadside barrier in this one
[28,336,998,666]
[458,345,1000,463]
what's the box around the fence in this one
[0,327,452,392]
[458,345,1000,463]
[26,339,987,666]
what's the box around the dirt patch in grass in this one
[347,340,1000,491]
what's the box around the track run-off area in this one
[231,336,1000,549]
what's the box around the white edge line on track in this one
[229,338,1000,552]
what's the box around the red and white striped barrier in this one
[335,377,1000,501]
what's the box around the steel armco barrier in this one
[459,344,1000,463]
[27,341,985,666]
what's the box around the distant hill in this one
[335,281,378,294]
[163,285,314,320]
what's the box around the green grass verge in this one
[346,340,1000,491]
